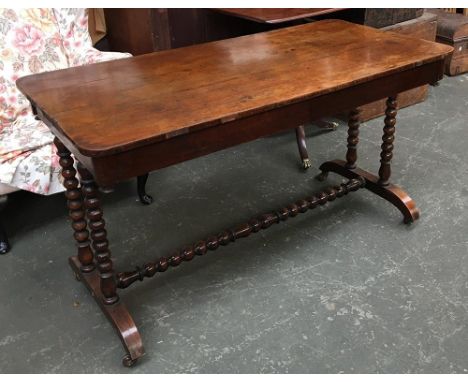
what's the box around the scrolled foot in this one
[122,354,138,367]
[302,158,311,170]
[315,171,328,181]
[319,159,420,224]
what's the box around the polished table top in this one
[214,8,345,24]
[17,20,452,158]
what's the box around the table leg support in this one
[54,138,94,272]
[77,163,119,305]
[137,174,153,205]
[345,108,360,169]
[69,256,145,367]
[116,177,365,289]
[295,126,311,169]
[55,139,145,366]
[316,97,420,224]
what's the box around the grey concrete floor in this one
[0,74,467,373]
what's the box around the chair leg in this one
[295,126,311,169]
[137,174,153,205]
[0,220,10,255]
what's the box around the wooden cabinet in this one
[103,9,208,55]
[104,8,426,56]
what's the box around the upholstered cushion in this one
[0,9,70,128]
[0,9,131,195]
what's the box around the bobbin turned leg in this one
[57,160,145,366]
[295,126,311,169]
[77,163,119,305]
[54,138,94,273]
[378,97,396,187]
[316,109,360,181]
[317,99,420,223]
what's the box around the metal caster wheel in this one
[315,172,328,181]
[122,354,138,367]
[302,158,311,170]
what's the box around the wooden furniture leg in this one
[68,256,145,367]
[345,108,360,169]
[316,98,420,224]
[137,174,153,205]
[76,163,119,304]
[54,138,95,272]
[75,162,145,366]
[0,220,10,255]
[295,125,311,169]
[55,138,144,366]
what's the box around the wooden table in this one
[215,8,346,24]
[17,20,452,367]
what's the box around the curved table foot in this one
[137,174,153,205]
[318,159,420,224]
[69,256,145,366]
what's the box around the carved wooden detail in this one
[345,108,360,169]
[378,96,397,186]
[318,159,420,224]
[69,256,145,367]
[116,177,365,289]
[77,163,119,305]
[54,138,94,272]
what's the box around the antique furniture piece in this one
[359,11,438,121]
[102,9,424,55]
[0,8,137,254]
[433,9,468,75]
[357,8,424,28]
[17,20,452,367]
[215,8,345,23]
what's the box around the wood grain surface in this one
[18,20,452,157]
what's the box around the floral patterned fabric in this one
[0,8,131,195]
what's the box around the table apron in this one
[48,59,444,187]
